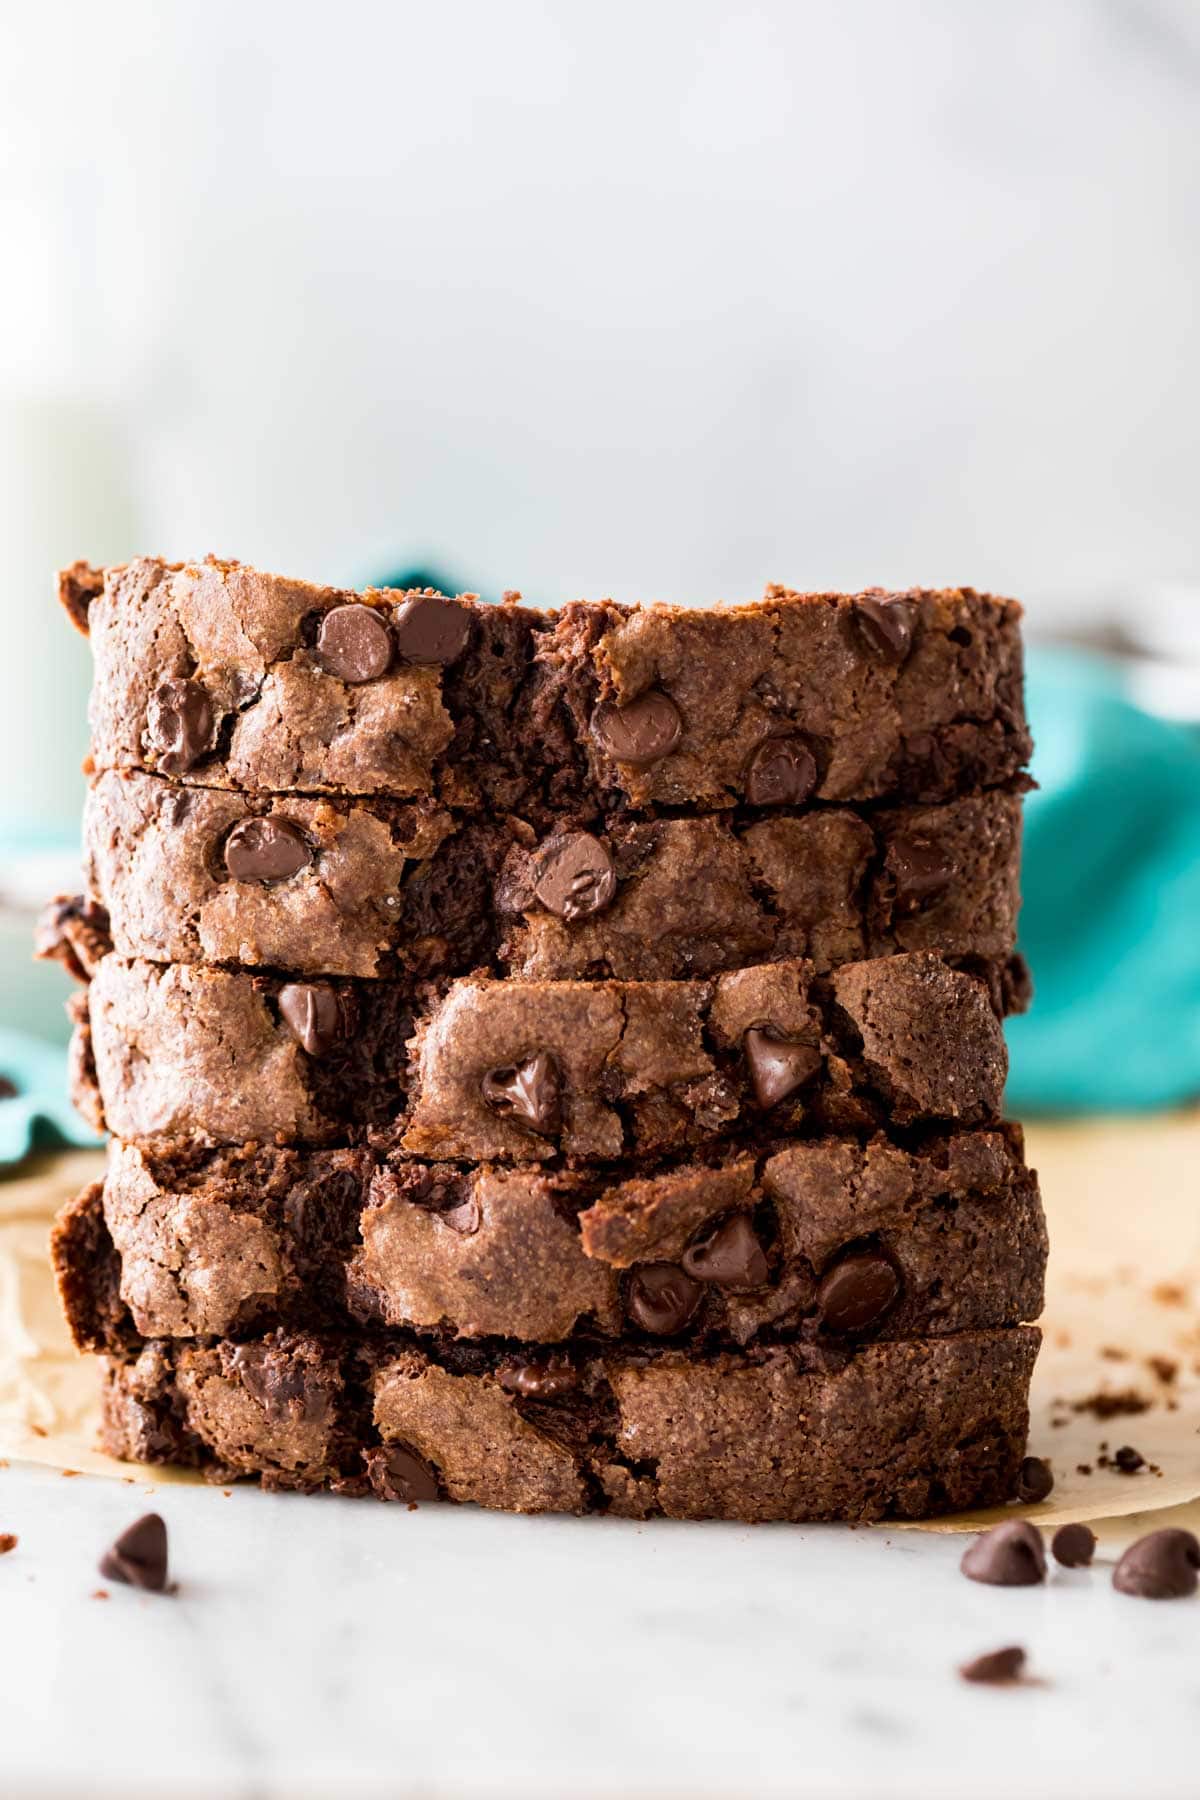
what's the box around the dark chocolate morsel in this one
[744,737,818,806]
[817,1250,901,1335]
[1114,1445,1144,1473]
[147,677,213,775]
[625,1262,702,1335]
[682,1214,770,1289]
[98,1513,169,1593]
[1051,1523,1096,1568]
[959,1646,1026,1686]
[886,834,959,912]
[533,832,617,922]
[1016,1456,1054,1504]
[278,983,343,1057]
[1113,1529,1200,1599]
[316,604,393,682]
[961,1520,1047,1587]
[592,690,683,766]
[367,1443,440,1503]
[498,1355,580,1401]
[854,594,917,662]
[743,1028,822,1108]
[481,1050,561,1135]
[392,593,471,666]
[223,817,312,883]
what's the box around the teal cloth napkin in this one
[0,1026,100,1161]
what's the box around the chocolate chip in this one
[367,1443,440,1503]
[817,1249,901,1335]
[854,594,917,662]
[626,1262,702,1335]
[224,817,312,883]
[959,1646,1026,1685]
[1051,1523,1096,1568]
[533,832,617,921]
[745,737,818,806]
[316,604,393,682]
[147,677,214,774]
[743,1027,822,1108]
[1016,1456,1054,1504]
[1114,1444,1144,1473]
[681,1214,769,1289]
[592,690,683,766]
[886,833,958,912]
[1113,1529,1200,1600]
[481,1050,561,1135]
[99,1513,169,1593]
[393,593,471,666]
[278,983,343,1056]
[961,1520,1046,1587]
[498,1355,580,1400]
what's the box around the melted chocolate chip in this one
[886,834,958,912]
[591,690,683,766]
[481,1050,561,1136]
[99,1513,169,1593]
[367,1443,440,1503]
[959,1646,1026,1686]
[817,1250,901,1335]
[316,604,393,682]
[961,1521,1047,1587]
[743,1028,823,1108]
[681,1213,770,1289]
[1051,1523,1096,1568]
[1016,1456,1054,1504]
[278,983,343,1056]
[854,594,917,663]
[626,1262,702,1335]
[498,1355,580,1400]
[393,593,471,666]
[745,736,818,806]
[147,677,214,775]
[223,818,312,883]
[1113,1529,1200,1599]
[533,832,617,921]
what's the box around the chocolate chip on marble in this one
[393,593,471,666]
[316,604,393,682]
[223,817,312,883]
[1051,1523,1096,1568]
[958,1646,1026,1686]
[817,1249,901,1336]
[1113,1529,1200,1600]
[278,983,343,1056]
[961,1520,1047,1587]
[99,1513,169,1593]
[147,677,214,774]
[498,1355,580,1401]
[854,594,917,663]
[886,833,959,912]
[592,690,683,765]
[1016,1456,1054,1504]
[744,736,818,806]
[626,1262,702,1335]
[533,831,617,921]
[681,1213,769,1289]
[481,1050,561,1136]
[367,1443,440,1503]
[743,1027,822,1108]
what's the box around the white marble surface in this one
[0,1463,1196,1799]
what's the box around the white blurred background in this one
[3,0,1200,832]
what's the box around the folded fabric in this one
[0,1026,101,1163]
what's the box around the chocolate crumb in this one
[1148,1356,1178,1385]
[0,1533,17,1554]
[1114,1445,1145,1474]
[1077,1464,1092,1476]
[959,1645,1026,1685]
[91,1588,109,1600]
[1151,1282,1187,1306]
[1071,1389,1152,1421]
[61,1469,81,1479]
[1100,1346,1129,1362]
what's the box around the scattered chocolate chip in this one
[367,1443,440,1503]
[316,604,393,682]
[591,690,683,765]
[278,983,343,1056]
[854,594,917,662]
[498,1355,580,1400]
[481,1051,561,1135]
[224,817,312,883]
[1051,1523,1096,1568]
[744,736,818,806]
[393,593,471,666]
[1113,1529,1200,1600]
[147,677,214,774]
[0,1077,15,1100]
[958,1646,1026,1686]
[1114,1445,1145,1474]
[0,1533,16,1554]
[1016,1456,1054,1504]
[886,834,958,911]
[817,1250,901,1336]
[626,1262,703,1335]
[99,1513,169,1592]
[743,1027,822,1108]
[533,831,617,921]
[961,1520,1046,1587]
[682,1213,770,1289]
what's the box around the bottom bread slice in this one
[100,1325,1038,1522]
